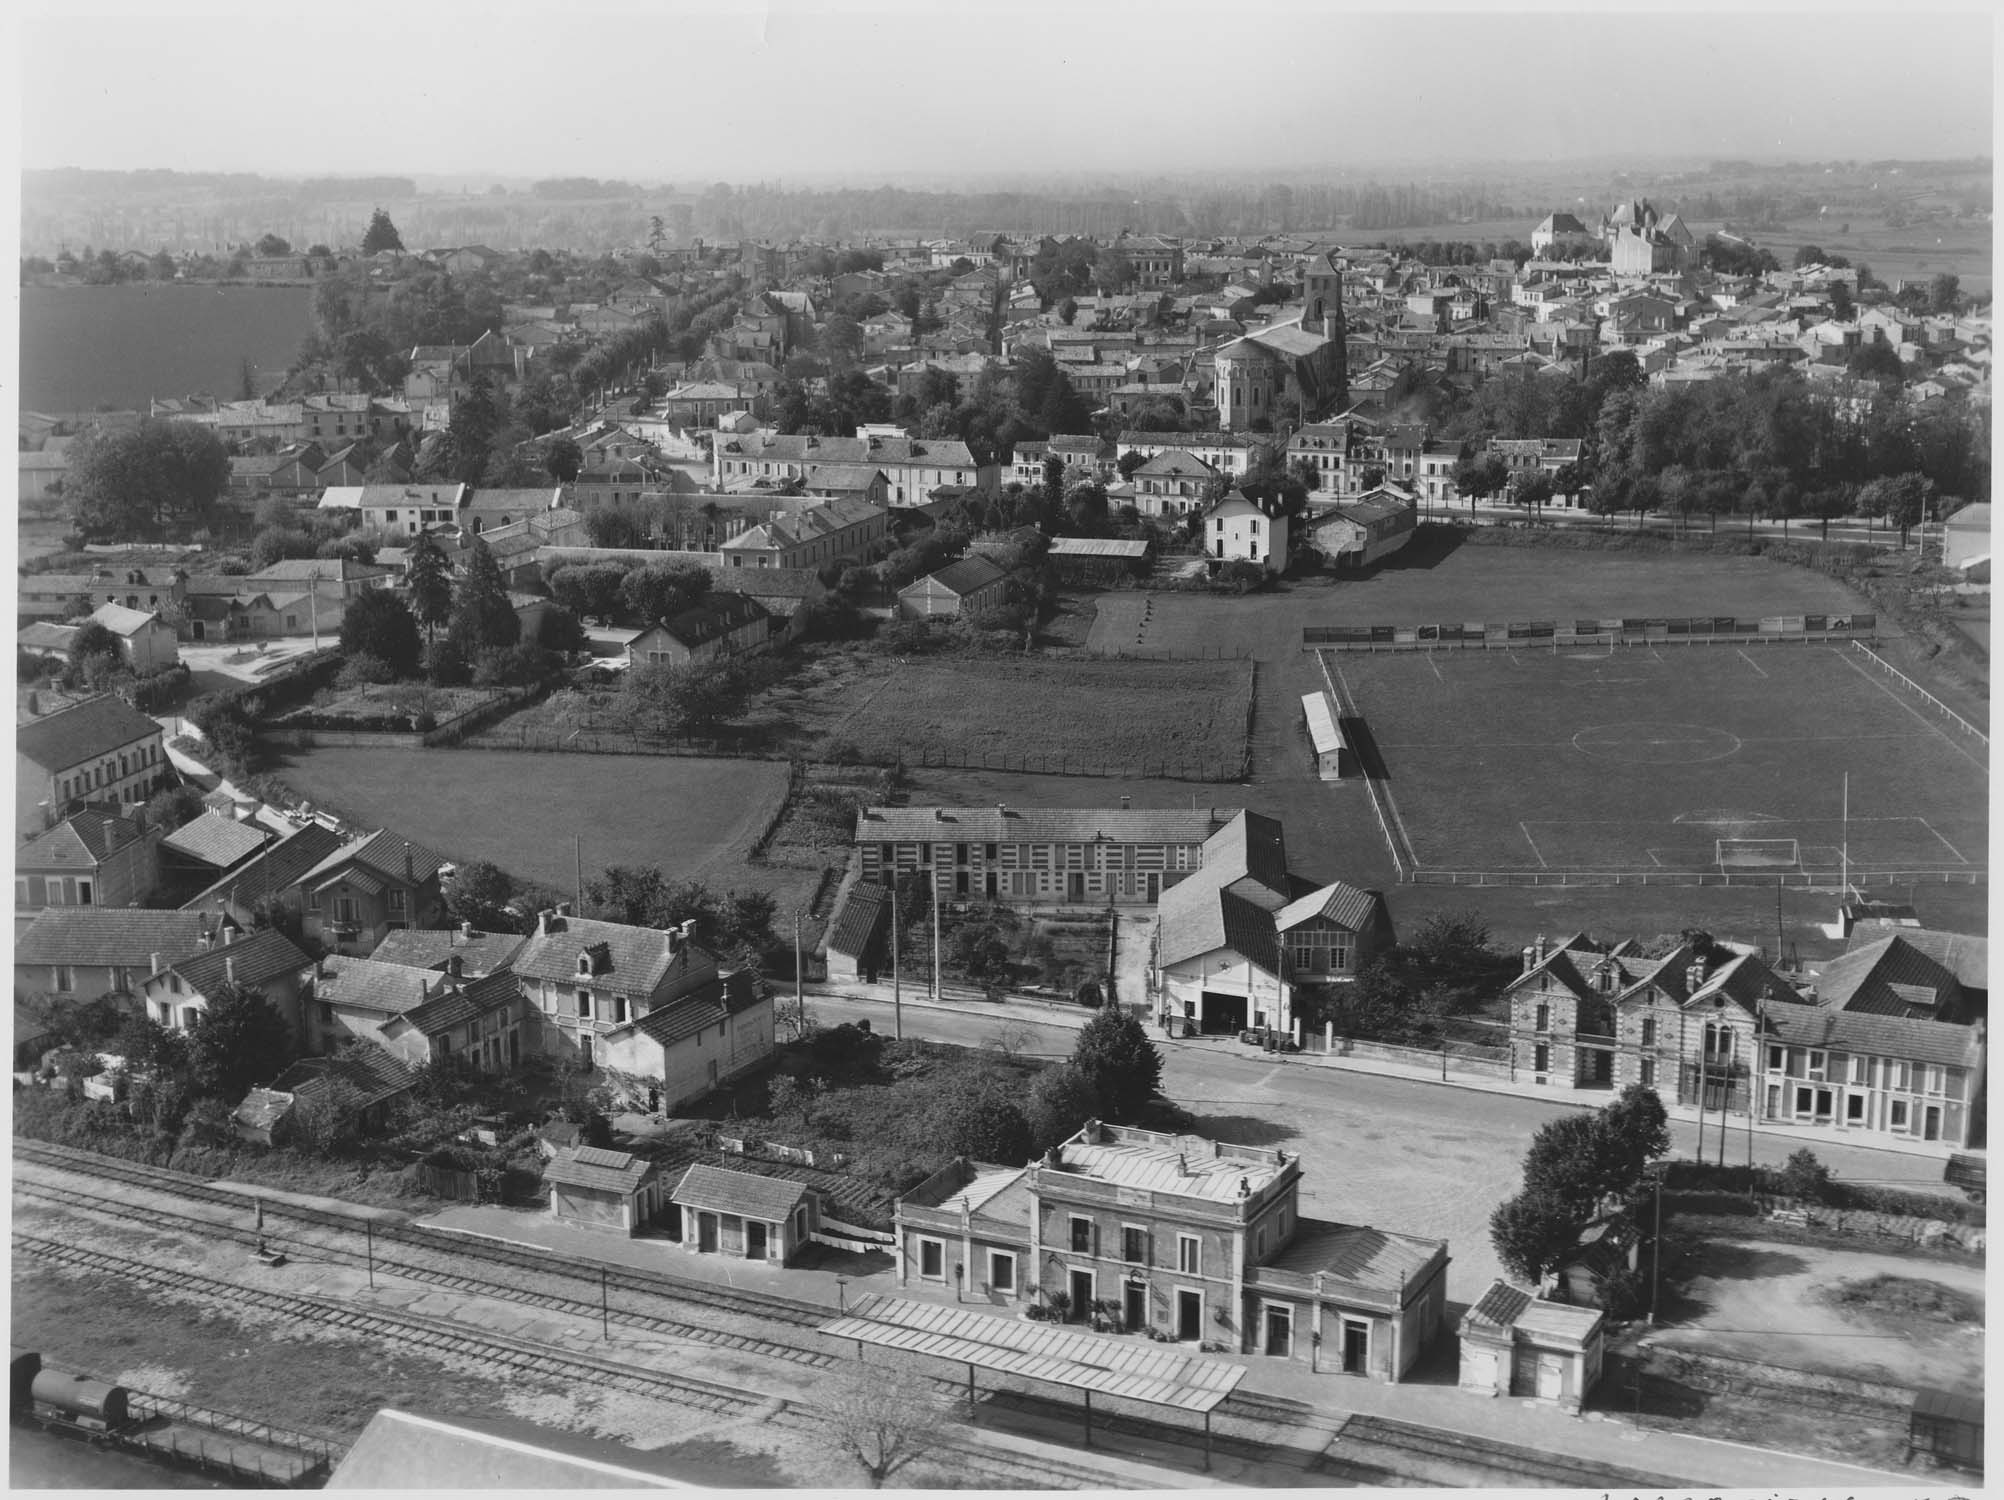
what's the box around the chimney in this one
[1687,956,1709,992]
[557,901,573,918]
[996,803,1007,818]
[448,955,464,979]
[405,846,415,885]
[225,956,237,987]
[150,952,161,975]
[459,920,474,944]
[1176,1152,1187,1176]
[1521,944,1536,974]
[222,924,236,947]
[1120,796,1131,810]
[198,926,213,950]
[538,908,555,936]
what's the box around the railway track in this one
[1317,1414,1678,1489]
[11,1172,842,1371]
[11,1231,1123,1491]
[14,1141,827,1326]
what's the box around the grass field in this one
[1329,645,1988,878]
[827,656,1253,779]
[273,746,811,905]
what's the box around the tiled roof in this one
[512,913,705,1001]
[15,907,212,969]
[826,882,890,961]
[271,1044,417,1115]
[312,954,437,1017]
[161,929,312,997]
[367,927,524,976]
[161,812,272,869]
[670,1162,809,1220]
[1817,934,1975,1017]
[299,828,448,892]
[17,695,163,772]
[182,822,348,915]
[856,806,1232,846]
[907,555,1007,598]
[1256,1217,1447,1293]
[1275,881,1383,935]
[1204,811,1290,900]
[1460,1278,1535,1332]
[89,603,160,635]
[547,1145,658,1195]
[1850,928,1988,991]
[1765,1004,1980,1069]
[634,971,760,1047]
[396,971,520,1035]
[18,623,79,652]
[641,593,770,648]
[18,809,145,867]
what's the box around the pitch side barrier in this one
[1404,867,1984,889]
[1301,614,1878,651]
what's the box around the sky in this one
[11,2,1999,182]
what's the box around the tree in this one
[1025,1065,1100,1152]
[1521,1112,1629,1219]
[1848,341,1905,382]
[949,920,1013,986]
[67,620,122,678]
[66,419,231,541]
[1929,273,1961,314]
[361,207,405,255]
[1778,1147,1832,1203]
[1600,1084,1671,1185]
[818,1365,949,1489]
[444,860,522,932]
[404,531,454,642]
[448,538,521,651]
[1489,1190,1581,1285]
[255,233,292,258]
[337,589,422,678]
[619,562,710,626]
[925,1076,1034,1165]
[544,436,584,483]
[142,783,207,835]
[1070,1005,1162,1123]
[183,982,294,1100]
[549,562,629,622]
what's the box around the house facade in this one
[13,907,211,1007]
[297,829,450,957]
[1130,449,1221,519]
[17,695,173,837]
[626,595,773,669]
[1457,1280,1605,1411]
[138,925,315,1043]
[87,603,180,673]
[855,805,1231,906]
[16,810,159,912]
[668,1164,817,1264]
[1307,487,1418,567]
[1202,489,1290,573]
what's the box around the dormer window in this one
[578,954,592,976]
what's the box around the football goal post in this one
[1715,838,1802,871]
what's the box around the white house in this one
[1201,489,1290,573]
[86,603,180,673]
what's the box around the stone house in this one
[138,924,315,1044]
[626,595,773,669]
[667,1164,817,1264]
[1200,489,1290,573]
[16,695,173,837]
[297,829,451,957]
[897,555,1011,621]
[16,810,159,912]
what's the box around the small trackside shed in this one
[669,1163,817,1265]
[545,1146,666,1236]
[1456,1278,1605,1412]
[1909,1386,1983,1472]
[1300,691,1350,780]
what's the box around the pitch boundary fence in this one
[1405,867,1985,888]
[1316,653,1414,879]
[1849,641,1988,748]
[1304,614,1878,651]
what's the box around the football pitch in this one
[1324,644,1988,881]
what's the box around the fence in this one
[1316,654,1412,879]
[1303,614,1878,651]
[843,744,1248,782]
[1069,646,1253,661]
[1849,640,1989,747]
[1310,1030,1513,1080]
[1406,867,1986,888]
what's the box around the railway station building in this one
[893,1121,1449,1382]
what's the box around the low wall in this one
[1650,1345,1913,1412]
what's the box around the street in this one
[797,992,1961,1299]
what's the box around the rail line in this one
[11,1172,841,1371]
[11,1231,1123,1491]
[14,1141,827,1326]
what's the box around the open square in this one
[1324,645,1988,880]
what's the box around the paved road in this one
[803,994,1959,1300]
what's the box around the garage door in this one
[1509,1344,1538,1397]
[1536,1352,1564,1401]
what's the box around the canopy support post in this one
[1083,1388,1091,1447]
[967,1362,977,1420]
[1204,1409,1213,1472]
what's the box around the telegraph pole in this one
[891,884,903,1040]
[931,877,942,1002]
[793,909,805,1036]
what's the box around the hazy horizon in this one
[17,3,1997,183]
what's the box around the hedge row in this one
[1662,1158,1983,1226]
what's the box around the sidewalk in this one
[805,982,1968,1167]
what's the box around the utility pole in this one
[931,877,941,1002]
[793,909,804,1036]
[575,835,584,916]
[1647,1171,1663,1324]
[307,566,321,649]
[891,883,903,1040]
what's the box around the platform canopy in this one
[821,1295,1245,1413]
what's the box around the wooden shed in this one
[1456,1279,1605,1412]
[1300,691,1350,780]
[545,1146,665,1237]
[1909,1386,1983,1471]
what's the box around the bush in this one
[1779,1148,1833,1203]
[337,653,398,688]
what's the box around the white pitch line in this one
[1918,817,1970,864]
[1736,649,1768,678]
[1836,649,1989,774]
[1520,823,1548,868]
[1426,653,1443,683]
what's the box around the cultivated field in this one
[1329,645,1987,879]
[826,656,1253,780]
[273,747,813,907]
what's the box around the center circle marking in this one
[1571,722,1743,765]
